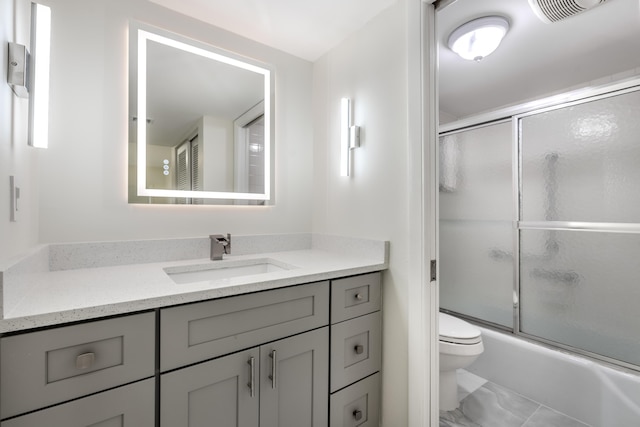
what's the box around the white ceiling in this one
[143,0,640,128]
[438,0,640,120]
[149,0,398,62]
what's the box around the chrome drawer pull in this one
[353,409,363,421]
[75,352,96,370]
[355,293,364,301]
[269,350,277,389]
[354,344,364,355]
[247,357,256,397]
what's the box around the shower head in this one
[528,0,609,23]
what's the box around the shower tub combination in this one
[439,77,640,425]
[467,327,640,427]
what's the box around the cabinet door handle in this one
[268,350,277,389]
[353,409,363,421]
[355,293,364,301]
[247,357,256,397]
[75,352,96,370]
[354,344,364,355]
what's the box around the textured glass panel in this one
[520,229,640,366]
[440,122,513,221]
[439,121,514,327]
[521,90,640,223]
[440,220,514,327]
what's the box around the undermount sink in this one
[164,258,294,284]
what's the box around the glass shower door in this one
[519,89,640,367]
[439,121,515,328]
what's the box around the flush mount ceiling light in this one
[448,16,509,62]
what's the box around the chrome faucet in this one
[209,234,231,260]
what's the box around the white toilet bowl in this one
[439,312,484,411]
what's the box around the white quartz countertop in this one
[0,234,388,333]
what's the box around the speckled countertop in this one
[0,234,388,333]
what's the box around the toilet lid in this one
[439,312,482,345]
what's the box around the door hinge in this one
[430,260,437,282]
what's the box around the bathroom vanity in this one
[0,234,387,427]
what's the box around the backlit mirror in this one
[129,25,274,205]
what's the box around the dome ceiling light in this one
[448,16,510,62]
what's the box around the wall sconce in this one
[340,97,360,177]
[7,42,30,98]
[7,3,51,148]
[28,2,52,148]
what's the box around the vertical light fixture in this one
[340,97,360,177]
[28,2,52,148]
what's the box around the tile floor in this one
[439,370,592,427]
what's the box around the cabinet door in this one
[160,348,259,427]
[260,327,329,427]
[0,379,154,427]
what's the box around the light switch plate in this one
[9,175,20,222]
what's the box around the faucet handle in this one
[209,234,231,260]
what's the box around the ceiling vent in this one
[528,0,609,23]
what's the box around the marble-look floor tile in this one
[523,406,591,427]
[457,369,488,402]
[460,382,540,427]
[439,408,483,427]
[439,376,593,427]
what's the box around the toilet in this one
[439,312,484,411]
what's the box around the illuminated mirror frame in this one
[133,26,273,202]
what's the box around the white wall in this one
[0,0,40,265]
[35,0,314,243]
[312,1,410,424]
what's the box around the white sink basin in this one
[165,258,294,284]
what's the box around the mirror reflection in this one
[129,27,272,205]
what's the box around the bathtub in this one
[466,326,640,427]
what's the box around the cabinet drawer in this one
[160,282,329,371]
[331,273,381,324]
[330,373,380,427]
[0,378,155,427]
[330,311,381,393]
[0,312,155,419]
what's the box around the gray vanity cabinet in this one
[0,271,382,427]
[329,272,382,427]
[159,282,330,427]
[161,328,328,427]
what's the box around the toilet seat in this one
[439,312,481,345]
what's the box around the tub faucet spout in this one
[210,234,231,260]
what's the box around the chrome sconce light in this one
[6,2,51,148]
[340,97,360,177]
[7,42,30,98]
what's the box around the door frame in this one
[407,0,439,426]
